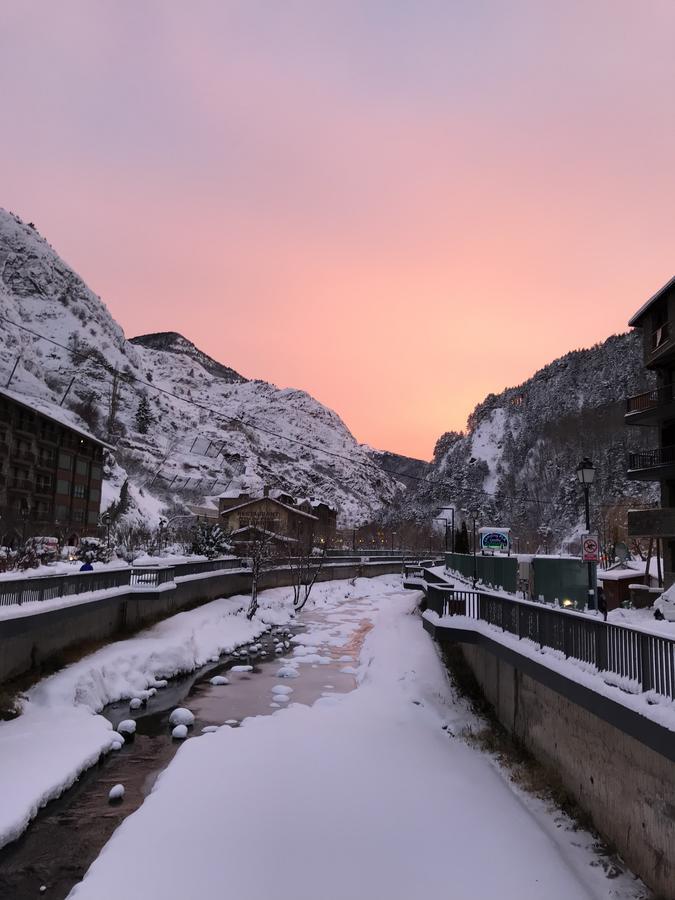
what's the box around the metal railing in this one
[428,585,675,700]
[628,445,675,471]
[626,385,675,414]
[0,557,245,607]
[0,568,133,607]
[650,321,671,356]
[171,557,242,577]
[130,566,175,588]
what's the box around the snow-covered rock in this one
[129,698,143,710]
[209,676,229,686]
[168,708,194,727]
[108,784,125,802]
[116,720,136,736]
[230,665,253,673]
[172,724,188,740]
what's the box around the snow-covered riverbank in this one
[68,578,645,900]
[0,582,299,849]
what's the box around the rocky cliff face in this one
[0,210,403,528]
[394,331,658,548]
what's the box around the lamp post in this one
[391,531,396,552]
[576,458,596,611]
[461,508,478,587]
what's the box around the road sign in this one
[582,535,599,562]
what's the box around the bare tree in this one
[288,526,327,612]
[243,507,283,619]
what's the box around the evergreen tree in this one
[135,395,153,434]
[455,522,470,554]
[191,522,231,559]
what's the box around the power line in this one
[0,312,556,506]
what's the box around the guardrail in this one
[427,584,675,701]
[0,557,244,606]
[0,568,133,607]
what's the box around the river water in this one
[0,599,372,899]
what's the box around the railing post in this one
[563,616,571,658]
[640,633,652,692]
[595,622,607,672]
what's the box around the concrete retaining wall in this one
[0,561,400,684]
[460,642,675,898]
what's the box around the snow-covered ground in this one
[67,578,644,900]
[0,583,297,849]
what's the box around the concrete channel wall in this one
[0,560,401,685]
[459,641,675,898]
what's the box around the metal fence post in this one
[595,622,607,672]
[640,633,652,692]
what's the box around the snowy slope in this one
[396,331,658,546]
[0,210,400,526]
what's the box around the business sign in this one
[582,535,600,562]
[479,528,510,552]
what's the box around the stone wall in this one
[461,642,675,898]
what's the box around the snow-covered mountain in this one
[394,331,658,549]
[0,210,403,527]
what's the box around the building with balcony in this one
[0,386,109,546]
[626,276,675,585]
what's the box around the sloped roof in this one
[628,275,675,327]
[230,525,298,543]
[0,385,112,448]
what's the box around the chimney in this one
[263,485,270,497]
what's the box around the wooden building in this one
[0,386,108,546]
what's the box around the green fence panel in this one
[531,558,588,607]
[444,552,517,593]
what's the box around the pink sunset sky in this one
[2,1,675,460]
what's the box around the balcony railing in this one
[628,445,675,471]
[626,385,675,414]
[11,450,36,465]
[7,477,33,492]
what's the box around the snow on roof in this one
[220,497,318,520]
[218,488,249,499]
[0,385,112,448]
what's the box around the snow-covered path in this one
[69,581,640,900]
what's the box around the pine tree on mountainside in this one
[135,395,153,434]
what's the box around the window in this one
[88,510,99,524]
[58,451,72,470]
[75,459,89,477]
[56,479,71,495]
[36,475,52,492]
[72,508,85,524]
[89,487,100,502]
[91,464,102,481]
[56,504,69,520]
[73,484,86,499]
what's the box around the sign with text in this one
[479,528,510,552]
[582,535,600,562]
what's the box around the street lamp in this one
[461,508,478,588]
[433,508,455,554]
[576,458,596,611]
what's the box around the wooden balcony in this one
[625,385,675,426]
[627,445,675,481]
